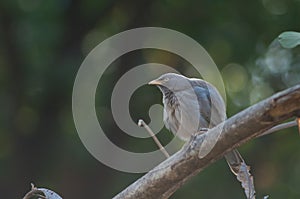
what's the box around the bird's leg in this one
[191,128,209,141]
[190,128,209,142]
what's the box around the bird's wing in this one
[192,85,212,126]
[189,79,227,127]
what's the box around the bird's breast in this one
[163,90,207,141]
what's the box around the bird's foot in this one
[192,128,209,138]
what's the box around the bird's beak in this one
[148,79,162,85]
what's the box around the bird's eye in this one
[164,77,169,82]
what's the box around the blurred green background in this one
[1,0,300,198]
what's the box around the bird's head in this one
[148,73,192,93]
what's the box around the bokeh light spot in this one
[222,63,248,93]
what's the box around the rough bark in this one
[113,84,300,199]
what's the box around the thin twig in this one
[258,119,297,137]
[138,119,170,158]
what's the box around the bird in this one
[148,73,245,175]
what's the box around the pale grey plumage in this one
[149,73,244,175]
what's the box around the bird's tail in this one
[224,149,244,175]
[224,149,256,199]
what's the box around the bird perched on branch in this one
[148,73,253,189]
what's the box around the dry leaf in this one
[23,183,63,199]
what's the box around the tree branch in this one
[113,84,300,199]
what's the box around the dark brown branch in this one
[113,84,300,199]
